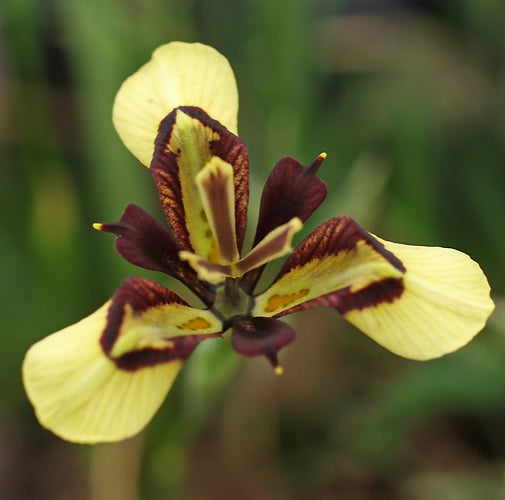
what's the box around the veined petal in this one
[113,42,238,166]
[231,317,296,374]
[242,154,327,292]
[94,204,214,304]
[253,217,494,360]
[341,239,494,360]
[23,278,222,443]
[151,106,248,257]
[23,303,179,443]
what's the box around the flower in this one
[23,42,494,444]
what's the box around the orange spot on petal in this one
[265,289,310,313]
[177,317,212,331]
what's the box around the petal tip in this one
[310,152,327,172]
[274,365,284,376]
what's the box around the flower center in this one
[211,277,252,325]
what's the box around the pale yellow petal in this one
[23,303,182,443]
[253,217,494,360]
[344,240,494,360]
[113,42,238,166]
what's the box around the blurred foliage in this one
[1,0,505,498]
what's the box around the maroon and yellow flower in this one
[23,42,494,443]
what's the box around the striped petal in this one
[253,217,494,360]
[23,278,222,443]
[151,106,248,257]
[113,42,238,166]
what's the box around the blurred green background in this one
[2,0,505,498]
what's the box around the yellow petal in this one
[113,42,238,166]
[253,217,494,360]
[343,239,494,360]
[23,279,223,443]
[22,303,181,443]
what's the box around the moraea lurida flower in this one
[23,42,494,444]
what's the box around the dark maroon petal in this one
[99,204,180,272]
[242,154,327,292]
[253,154,327,245]
[101,277,221,370]
[151,106,249,253]
[98,204,213,304]
[231,316,296,371]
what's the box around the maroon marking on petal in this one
[241,155,328,292]
[274,278,405,318]
[114,333,220,371]
[151,106,249,253]
[276,217,405,283]
[231,317,296,370]
[333,277,405,314]
[100,277,188,355]
[98,204,214,304]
